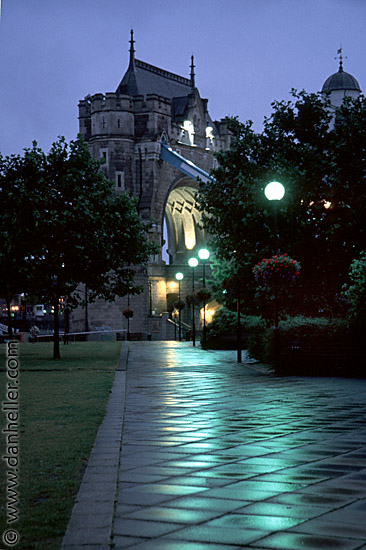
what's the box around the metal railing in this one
[167,318,192,340]
[36,329,126,342]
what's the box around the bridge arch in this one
[162,177,206,265]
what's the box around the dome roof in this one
[322,68,361,93]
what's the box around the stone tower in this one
[71,32,231,338]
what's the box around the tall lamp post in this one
[264,181,285,252]
[198,248,210,343]
[175,272,184,341]
[264,181,285,370]
[188,257,198,346]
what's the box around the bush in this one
[246,324,272,363]
[279,315,349,345]
[342,251,366,339]
[247,315,363,376]
[204,307,265,349]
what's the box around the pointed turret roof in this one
[117,32,193,99]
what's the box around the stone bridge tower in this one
[71,32,231,338]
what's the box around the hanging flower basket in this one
[174,300,185,311]
[195,288,212,303]
[122,308,134,318]
[253,254,301,285]
[186,289,211,306]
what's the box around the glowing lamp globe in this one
[264,181,285,201]
[188,257,198,268]
[198,248,210,260]
[175,272,184,281]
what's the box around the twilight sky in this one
[0,0,365,157]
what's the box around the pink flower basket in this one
[253,254,301,285]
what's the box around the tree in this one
[0,150,42,336]
[197,91,366,317]
[1,137,157,358]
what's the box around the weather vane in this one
[335,46,347,71]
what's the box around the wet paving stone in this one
[113,535,149,548]
[290,517,366,539]
[159,495,248,512]
[113,518,182,538]
[110,342,366,547]
[266,491,356,507]
[162,525,267,546]
[122,505,222,524]
[251,531,363,549]
[160,475,231,488]
[236,500,329,519]
[130,541,242,550]
[207,512,304,530]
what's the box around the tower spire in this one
[129,29,136,68]
[190,55,196,90]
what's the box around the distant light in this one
[175,272,184,281]
[188,257,198,268]
[183,120,195,145]
[185,233,196,250]
[198,248,210,260]
[206,126,214,140]
[265,181,285,201]
[323,201,331,209]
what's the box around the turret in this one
[321,48,361,109]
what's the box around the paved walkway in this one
[63,342,366,550]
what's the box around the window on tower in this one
[100,149,108,166]
[116,171,125,190]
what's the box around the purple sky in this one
[0,0,365,157]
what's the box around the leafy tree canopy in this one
[0,137,157,355]
[197,91,366,317]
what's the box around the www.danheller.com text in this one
[2,341,20,547]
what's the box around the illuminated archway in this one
[162,181,206,264]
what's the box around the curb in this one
[117,340,129,371]
[61,342,129,550]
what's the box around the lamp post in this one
[175,272,184,341]
[198,248,210,343]
[188,257,198,346]
[264,181,285,252]
[264,181,285,370]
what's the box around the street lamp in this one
[188,257,198,346]
[264,181,285,370]
[198,248,210,343]
[175,272,184,341]
[264,181,285,201]
[264,181,285,250]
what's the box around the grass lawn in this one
[0,340,122,550]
